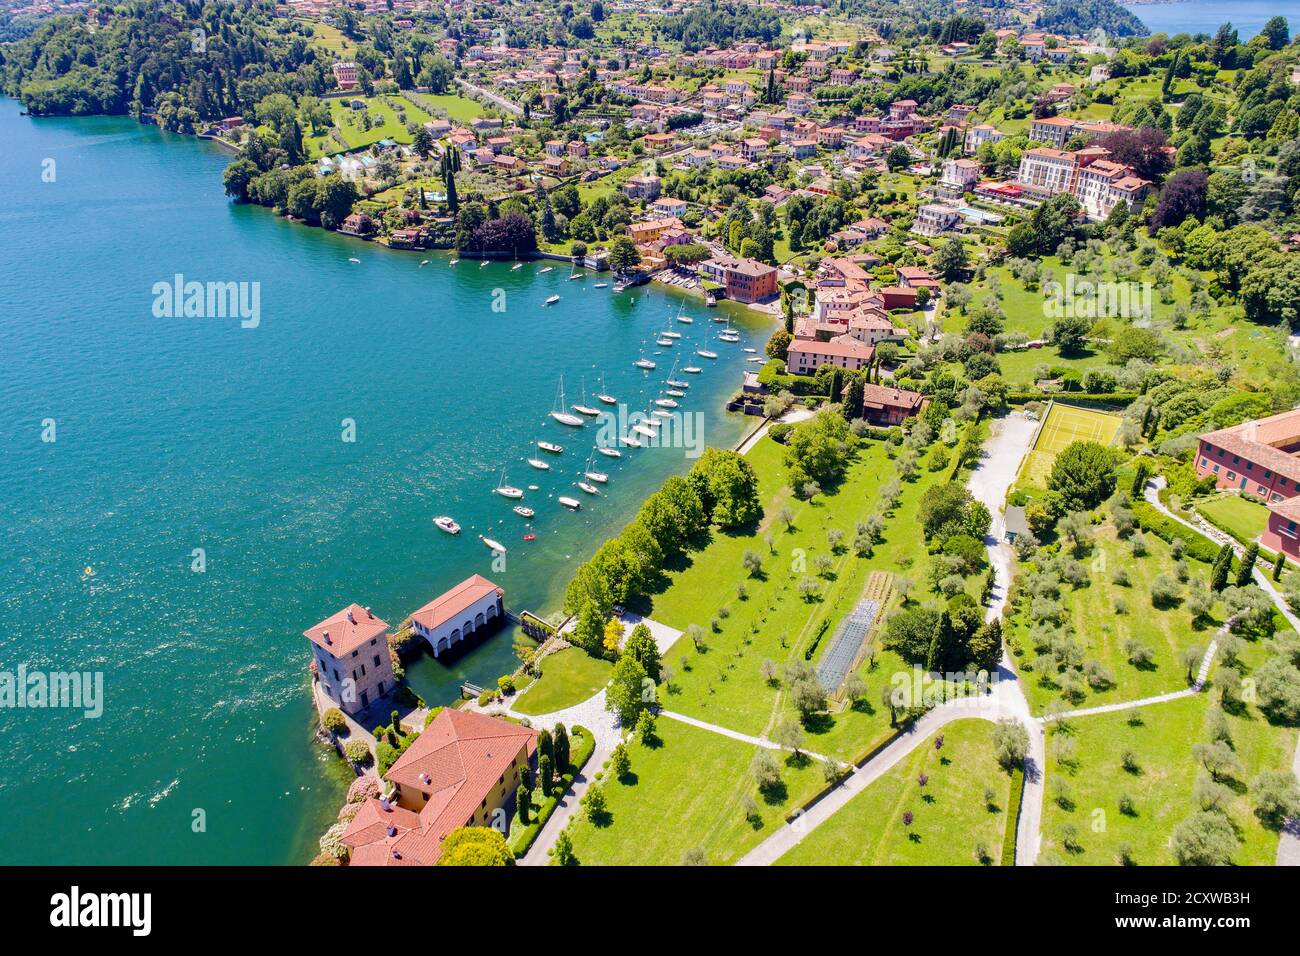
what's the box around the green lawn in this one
[305,95,435,158]
[1195,494,1269,548]
[513,648,612,716]
[404,91,488,124]
[1040,690,1297,865]
[776,719,1013,865]
[563,717,828,865]
[1007,521,1223,715]
[647,436,947,761]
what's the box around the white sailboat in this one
[583,455,609,483]
[480,534,507,553]
[549,376,586,427]
[571,377,601,417]
[528,453,551,470]
[697,349,718,359]
[676,306,694,324]
[597,446,622,458]
[666,389,686,398]
[655,397,679,409]
[480,260,490,269]
[634,349,656,370]
[545,295,560,305]
[539,266,554,274]
[494,466,524,499]
[596,374,617,405]
[632,424,657,439]
[578,481,600,495]
[684,366,703,374]
[666,378,689,389]
[538,440,565,454]
[511,262,524,271]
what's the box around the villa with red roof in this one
[410,574,505,658]
[1194,409,1300,502]
[341,709,538,865]
[305,604,394,715]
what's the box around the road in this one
[454,77,524,117]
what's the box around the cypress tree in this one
[553,723,570,775]
[1130,460,1148,499]
[1273,551,1286,582]
[538,728,553,763]
[515,784,530,824]
[1235,542,1258,587]
[1210,542,1233,592]
[539,754,554,796]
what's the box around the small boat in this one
[348,257,360,264]
[568,271,583,281]
[596,375,617,405]
[666,389,686,398]
[594,282,609,288]
[651,409,673,420]
[655,398,679,409]
[420,260,430,267]
[538,441,564,454]
[747,356,765,363]
[656,337,674,347]
[584,470,609,484]
[713,314,728,323]
[705,293,717,307]
[578,482,600,495]
[622,436,644,448]
[719,333,740,343]
[667,379,689,388]
[528,457,551,470]
[433,515,461,535]
[635,358,657,370]
[633,424,657,439]
[572,378,602,417]
[697,350,718,359]
[539,266,554,274]
[480,260,490,268]
[597,447,622,458]
[663,331,681,339]
[558,496,582,509]
[677,314,694,324]
[545,295,561,305]
[523,533,538,541]
[511,262,524,271]
[684,366,703,374]
[513,505,535,518]
[550,375,586,427]
[743,347,757,353]
[494,466,524,499]
[480,535,507,553]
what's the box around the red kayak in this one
[523,533,537,541]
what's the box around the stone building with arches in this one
[410,575,505,658]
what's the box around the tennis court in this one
[1019,402,1122,487]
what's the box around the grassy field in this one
[775,719,1013,865]
[1018,402,1122,488]
[513,648,612,716]
[564,716,828,865]
[1007,521,1222,715]
[645,435,949,761]
[1039,691,1297,865]
[404,91,488,124]
[304,96,430,157]
[1195,494,1269,547]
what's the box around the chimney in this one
[387,825,397,838]
[365,606,374,618]
[379,797,391,812]
[347,609,356,624]
[322,630,331,645]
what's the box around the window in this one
[373,654,381,668]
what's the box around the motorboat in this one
[538,441,564,454]
[558,496,582,509]
[449,259,460,266]
[511,262,524,271]
[634,357,657,370]
[663,331,681,339]
[480,260,490,269]
[597,447,622,458]
[684,366,703,374]
[539,266,555,274]
[743,347,757,353]
[632,424,657,439]
[420,260,430,267]
[713,314,728,323]
[666,389,686,398]
[651,409,673,420]
[513,505,535,518]
[705,293,717,307]
[523,533,537,541]
[545,295,560,305]
[578,482,600,495]
[594,282,609,288]
[348,257,360,264]
[622,435,643,448]
[697,350,718,359]
[550,376,586,427]
[655,398,679,409]
[433,516,460,535]
[656,337,674,347]
[746,356,765,363]
[479,535,507,553]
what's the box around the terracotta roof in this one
[1269,497,1300,522]
[1201,410,1300,486]
[305,603,389,657]
[410,575,502,632]
[860,382,925,412]
[789,339,875,360]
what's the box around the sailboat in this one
[578,481,600,495]
[480,534,507,553]
[597,446,622,458]
[528,448,551,470]
[666,388,686,398]
[634,348,656,370]
[420,259,430,267]
[595,374,618,405]
[494,466,524,499]
[568,265,583,280]
[449,258,460,266]
[480,260,490,269]
[676,305,694,324]
[571,378,601,417]
[593,281,609,288]
[583,455,609,484]
[539,266,555,274]
[697,349,718,359]
[545,294,560,305]
[666,378,689,389]
[538,440,565,454]
[654,397,679,409]
[684,365,703,374]
[511,262,524,271]
[550,376,586,427]
[622,435,644,448]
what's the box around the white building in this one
[410,574,505,657]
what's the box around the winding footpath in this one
[1143,477,1300,866]
[737,412,1045,866]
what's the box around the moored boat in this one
[538,441,564,454]
[480,534,507,553]
[597,447,622,458]
[545,295,560,305]
[697,349,718,359]
[558,496,581,509]
[578,481,600,495]
[684,366,703,374]
[433,515,461,535]
[513,505,535,518]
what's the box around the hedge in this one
[507,725,596,858]
[756,359,829,397]
[1001,766,1024,866]
[1130,499,1227,566]
[1006,392,1139,409]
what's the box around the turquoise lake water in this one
[1124,1,1297,39]
[0,98,757,864]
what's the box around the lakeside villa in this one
[305,604,394,716]
[341,709,538,866]
[410,574,505,658]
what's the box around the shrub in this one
[343,739,372,766]
[321,708,347,735]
